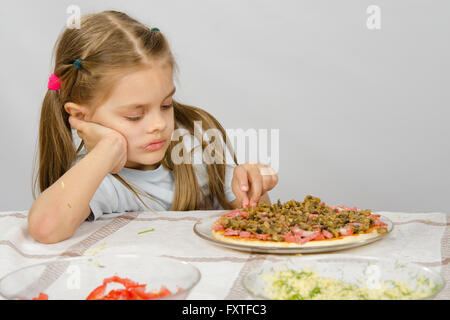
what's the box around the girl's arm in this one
[28,136,126,244]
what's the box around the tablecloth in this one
[0,209,448,299]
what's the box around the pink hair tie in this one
[47,73,61,90]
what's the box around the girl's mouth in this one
[143,140,166,151]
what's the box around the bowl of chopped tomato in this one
[0,254,200,300]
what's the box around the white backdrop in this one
[0,0,449,213]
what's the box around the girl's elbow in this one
[28,212,71,244]
[28,219,56,244]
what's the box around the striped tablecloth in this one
[0,209,448,300]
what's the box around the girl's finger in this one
[259,165,279,192]
[247,165,263,206]
[232,166,250,207]
[68,116,84,132]
[235,165,250,192]
[231,179,248,208]
[231,179,250,208]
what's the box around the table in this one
[0,209,449,299]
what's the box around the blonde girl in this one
[29,10,278,244]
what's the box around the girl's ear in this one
[64,102,89,120]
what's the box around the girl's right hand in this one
[68,116,128,174]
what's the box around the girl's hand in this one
[68,116,128,174]
[231,163,278,208]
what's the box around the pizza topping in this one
[256,234,270,240]
[348,222,362,227]
[339,227,354,236]
[214,195,387,244]
[376,227,388,234]
[225,209,241,218]
[282,232,297,243]
[374,219,387,226]
[239,231,252,238]
[321,229,333,239]
[224,228,240,236]
[211,224,224,231]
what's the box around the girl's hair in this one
[32,10,238,211]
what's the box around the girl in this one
[28,10,278,244]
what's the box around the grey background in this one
[0,0,449,213]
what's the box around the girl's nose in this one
[146,110,166,133]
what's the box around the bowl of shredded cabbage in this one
[243,254,445,300]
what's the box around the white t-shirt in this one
[71,127,237,221]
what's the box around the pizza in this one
[211,195,389,248]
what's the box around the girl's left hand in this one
[231,163,278,208]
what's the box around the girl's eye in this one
[125,116,142,121]
[162,103,173,110]
[125,104,172,121]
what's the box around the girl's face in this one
[87,61,175,170]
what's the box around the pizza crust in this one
[211,226,382,248]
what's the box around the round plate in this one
[242,254,445,299]
[193,214,393,254]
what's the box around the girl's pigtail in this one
[33,88,76,199]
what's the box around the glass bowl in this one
[243,254,445,300]
[0,254,200,300]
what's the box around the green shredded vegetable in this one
[138,228,155,235]
[263,268,439,300]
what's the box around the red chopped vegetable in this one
[32,292,48,300]
[85,283,107,300]
[32,276,179,300]
[86,276,175,300]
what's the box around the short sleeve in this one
[223,136,238,203]
[88,174,120,221]
[87,172,170,221]
[223,164,236,203]
[180,124,238,206]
